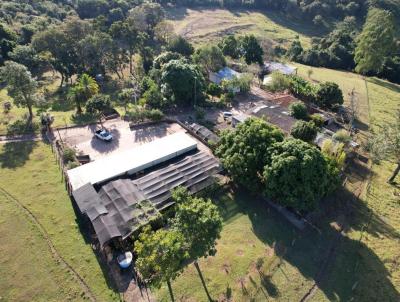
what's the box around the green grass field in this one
[0,142,120,302]
[0,193,87,302]
[166,7,320,47]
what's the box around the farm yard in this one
[1,1,400,301]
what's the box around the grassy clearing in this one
[0,142,120,302]
[166,7,319,47]
[154,184,400,301]
[0,193,86,302]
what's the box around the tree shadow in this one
[0,141,38,169]
[367,77,400,94]
[132,124,168,144]
[70,113,97,125]
[237,186,400,301]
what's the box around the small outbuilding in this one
[210,67,241,86]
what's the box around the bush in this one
[67,161,80,169]
[63,147,76,164]
[126,107,164,123]
[332,129,351,144]
[310,113,325,127]
[195,106,205,120]
[291,120,318,142]
[289,101,308,120]
[315,82,344,109]
[266,71,291,92]
[86,94,112,114]
[288,75,317,103]
[206,83,222,97]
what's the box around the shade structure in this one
[72,151,221,247]
[67,132,197,190]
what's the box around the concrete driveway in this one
[56,119,184,161]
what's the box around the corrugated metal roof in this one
[67,132,197,190]
[72,151,221,247]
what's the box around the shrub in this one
[291,120,318,142]
[126,107,164,123]
[310,113,325,128]
[3,101,12,113]
[67,161,80,169]
[195,106,205,120]
[288,75,317,103]
[332,129,351,144]
[315,82,344,109]
[206,83,222,97]
[266,71,291,92]
[63,147,76,164]
[289,101,308,120]
[86,94,112,114]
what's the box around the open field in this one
[0,193,86,302]
[166,7,319,47]
[0,142,120,302]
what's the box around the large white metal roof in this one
[67,132,197,191]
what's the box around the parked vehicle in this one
[94,129,113,142]
[222,111,233,119]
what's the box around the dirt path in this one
[0,134,42,143]
[0,186,97,302]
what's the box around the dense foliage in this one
[216,117,284,191]
[290,120,319,143]
[263,139,336,211]
[160,59,205,106]
[289,101,308,120]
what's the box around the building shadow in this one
[0,141,38,169]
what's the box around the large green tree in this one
[161,59,205,106]
[239,35,264,65]
[0,61,39,121]
[171,187,223,301]
[263,139,336,211]
[216,117,284,191]
[193,44,226,76]
[134,227,187,302]
[355,8,396,74]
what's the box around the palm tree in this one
[68,74,99,114]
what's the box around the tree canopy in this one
[216,117,284,191]
[263,139,335,211]
[290,120,319,142]
[0,61,38,120]
[355,8,396,74]
[161,59,205,106]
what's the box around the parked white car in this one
[95,129,113,142]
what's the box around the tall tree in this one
[171,187,223,302]
[0,61,38,121]
[193,44,226,76]
[367,111,400,183]
[68,74,99,113]
[134,227,188,302]
[355,8,396,74]
[216,117,284,191]
[239,35,264,65]
[263,139,338,211]
[161,59,205,106]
